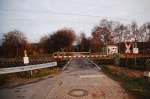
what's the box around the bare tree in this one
[113,24,128,53]
[139,22,150,42]
[92,26,113,45]
[130,22,140,41]
[50,28,76,52]
[113,24,127,43]
[2,30,28,57]
[90,19,115,52]
[90,37,103,52]
[39,35,50,53]
[40,28,76,53]
[80,33,91,52]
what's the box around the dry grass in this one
[101,65,150,99]
[107,65,143,77]
[0,67,61,89]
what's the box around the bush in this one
[145,59,150,70]
[95,56,150,70]
[113,54,121,66]
[120,57,147,70]
[94,59,113,65]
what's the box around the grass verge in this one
[101,65,150,99]
[0,60,67,88]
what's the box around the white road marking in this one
[80,75,104,78]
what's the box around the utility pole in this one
[134,38,137,68]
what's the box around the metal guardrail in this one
[0,62,57,74]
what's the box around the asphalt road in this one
[0,59,135,99]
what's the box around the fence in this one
[0,56,55,68]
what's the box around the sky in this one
[0,0,150,42]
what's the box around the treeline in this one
[0,19,150,57]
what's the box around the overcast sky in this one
[0,0,150,42]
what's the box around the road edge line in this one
[62,58,72,71]
[87,58,101,70]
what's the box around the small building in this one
[106,45,118,55]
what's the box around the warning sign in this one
[133,48,139,54]
[23,57,29,64]
[125,42,131,54]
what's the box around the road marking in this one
[62,58,72,70]
[80,75,104,78]
[87,58,101,70]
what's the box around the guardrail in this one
[0,62,57,75]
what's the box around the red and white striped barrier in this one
[53,55,107,59]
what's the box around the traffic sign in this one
[23,57,29,64]
[133,48,139,54]
[125,42,131,53]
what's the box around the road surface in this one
[0,59,135,99]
